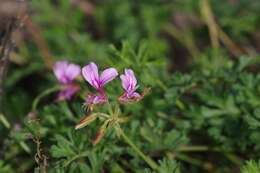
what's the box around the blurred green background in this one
[0,0,260,172]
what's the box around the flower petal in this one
[53,61,69,84]
[82,62,100,89]
[65,64,81,81]
[125,69,137,91]
[120,74,127,91]
[120,69,137,92]
[56,84,80,101]
[100,68,118,86]
[130,92,141,98]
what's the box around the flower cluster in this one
[53,61,147,108]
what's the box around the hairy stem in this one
[32,85,62,111]
[116,126,159,171]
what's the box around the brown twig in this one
[33,137,48,173]
[24,16,55,69]
[200,0,219,49]
[0,0,26,111]
[200,0,250,57]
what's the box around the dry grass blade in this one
[200,0,219,49]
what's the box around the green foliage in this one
[0,161,14,173]
[158,158,181,173]
[144,158,180,173]
[166,56,260,151]
[241,160,260,173]
[1,0,260,172]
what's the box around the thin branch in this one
[200,0,219,49]
[0,0,26,111]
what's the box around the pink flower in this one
[82,62,118,91]
[53,61,81,84]
[119,69,142,103]
[53,61,81,101]
[82,62,118,107]
[56,84,80,101]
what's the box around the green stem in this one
[116,126,159,171]
[0,113,10,129]
[224,153,242,166]
[176,145,213,152]
[32,86,62,111]
[155,79,167,91]
[96,112,110,118]
[176,153,204,167]
[175,145,242,166]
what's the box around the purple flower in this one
[53,61,81,101]
[119,69,142,103]
[82,62,118,108]
[82,62,118,91]
[56,84,80,101]
[53,61,81,84]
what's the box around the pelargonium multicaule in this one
[119,69,142,103]
[82,62,118,107]
[53,61,81,101]
[72,62,148,144]
[53,61,146,107]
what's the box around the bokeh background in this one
[0,0,260,172]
